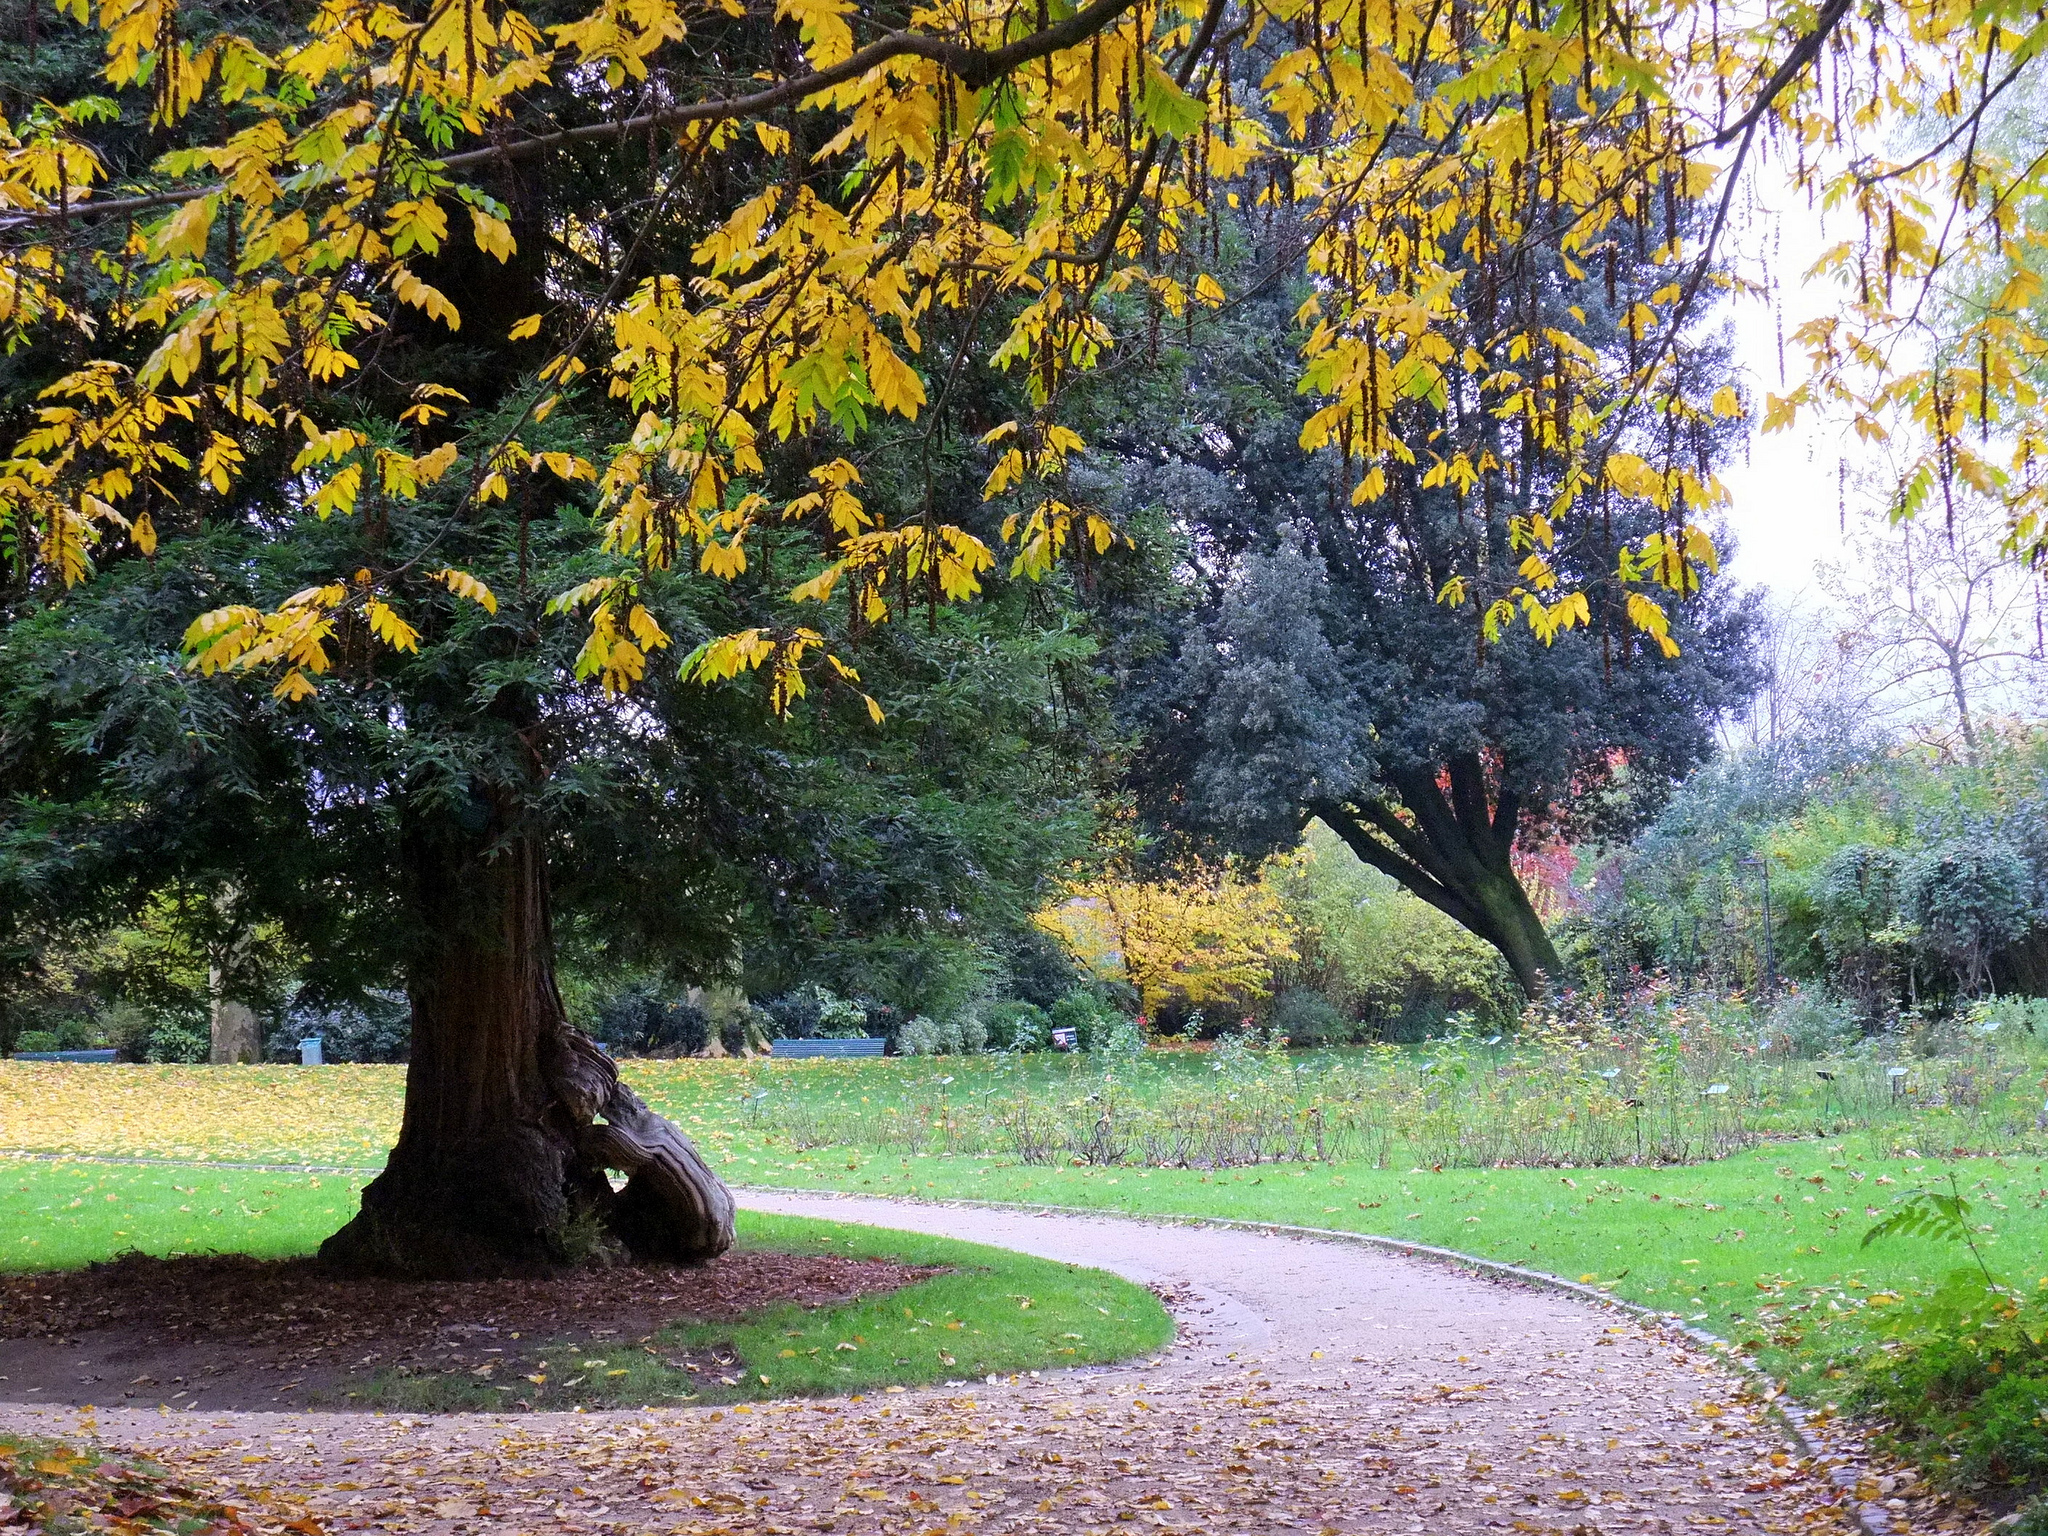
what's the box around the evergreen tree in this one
[1112,240,1760,997]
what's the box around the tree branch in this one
[1315,801,1492,938]
[5,0,1147,227]
[1707,0,1852,150]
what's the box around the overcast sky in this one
[1712,182,1854,604]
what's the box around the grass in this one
[0,1157,1170,1411]
[8,1001,2047,1173]
[14,1044,2048,1504]
[0,1064,404,1165]
[369,1213,1171,1412]
[10,1051,2048,1407]
[1,1157,370,1269]
[722,1139,2048,1402]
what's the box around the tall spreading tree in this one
[0,0,2028,1271]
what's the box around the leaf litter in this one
[5,1321,1873,1534]
[1,1196,1972,1534]
[0,1251,939,1411]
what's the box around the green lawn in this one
[377,1213,1172,1411]
[2,1158,369,1269]
[0,1158,1171,1409]
[725,1139,2048,1398]
[10,1054,2047,1403]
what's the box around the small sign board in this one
[1050,1027,1079,1051]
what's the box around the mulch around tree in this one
[0,1249,942,1413]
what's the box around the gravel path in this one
[1,1192,1859,1534]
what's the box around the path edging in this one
[736,1184,1896,1536]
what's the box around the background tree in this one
[1817,492,2044,763]
[1110,240,1761,996]
[1036,859,1296,1024]
[1581,721,2048,1011]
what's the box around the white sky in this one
[1705,180,2046,734]
[1712,181,1857,602]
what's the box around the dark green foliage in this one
[761,985,869,1040]
[1816,844,1903,948]
[1812,843,1908,1012]
[1266,988,1350,1046]
[1594,729,2048,1009]
[856,997,902,1040]
[980,999,1049,1050]
[1049,990,1123,1050]
[0,26,1128,1048]
[9,1006,206,1062]
[267,996,413,1064]
[591,986,712,1057]
[987,927,1087,1011]
[720,1008,772,1057]
[762,989,825,1040]
[1849,1270,2048,1499]
[1902,841,2037,993]
[0,426,1106,1040]
[141,1023,209,1064]
[1101,236,1758,995]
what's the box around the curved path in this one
[1,1192,1855,1535]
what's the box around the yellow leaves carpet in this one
[1,1198,1864,1534]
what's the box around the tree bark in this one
[1312,751,1563,999]
[320,810,734,1278]
[207,993,262,1064]
[207,888,264,1064]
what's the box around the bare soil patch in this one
[0,1248,939,1413]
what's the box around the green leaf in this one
[1137,66,1206,139]
[1863,1187,1971,1248]
[986,130,1030,207]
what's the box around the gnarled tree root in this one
[544,1026,736,1265]
[320,1025,734,1280]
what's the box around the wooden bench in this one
[769,1037,887,1058]
[10,1049,119,1063]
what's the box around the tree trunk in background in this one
[1313,752,1563,999]
[207,899,263,1063]
[207,991,262,1064]
[320,807,734,1278]
[1459,864,1562,999]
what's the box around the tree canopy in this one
[13,0,2039,666]
[1095,226,1758,995]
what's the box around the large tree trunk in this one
[1313,752,1563,999]
[320,810,734,1279]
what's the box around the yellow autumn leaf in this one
[271,667,318,702]
[363,600,420,653]
[470,208,516,262]
[431,568,499,613]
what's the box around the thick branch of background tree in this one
[3,0,1148,227]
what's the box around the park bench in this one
[10,1049,118,1063]
[769,1037,887,1058]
